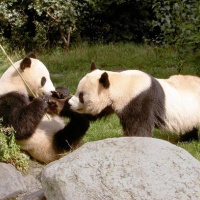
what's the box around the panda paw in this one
[32,97,48,110]
[51,87,70,99]
[46,99,58,115]
[45,97,66,115]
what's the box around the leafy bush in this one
[152,0,200,53]
[0,0,153,50]
[0,122,29,172]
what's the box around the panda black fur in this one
[0,54,89,163]
[69,62,200,142]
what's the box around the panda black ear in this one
[20,57,31,71]
[27,52,36,59]
[99,72,110,89]
[90,61,97,71]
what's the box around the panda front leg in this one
[119,113,154,137]
[0,92,47,140]
[47,95,90,152]
[53,112,90,152]
[117,96,155,137]
[16,97,47,139]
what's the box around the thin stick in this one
[0,44,50,120]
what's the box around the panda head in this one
[0,53,55,97]
[20,55,55,97]
[69,62,112,115]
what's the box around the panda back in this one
[158,75,200,134]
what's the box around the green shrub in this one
[152,0,200,53]
[0,122,29,172]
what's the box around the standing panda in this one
[69,62,200,142]
[0,54,89,163]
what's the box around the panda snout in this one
[68,96,79,106]
[68,98,73,106]
[68,96,82,111]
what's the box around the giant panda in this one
[69,62,200,142]
[0,54,89,163]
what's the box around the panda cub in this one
[0,54,89,163]
[69,62,200,142]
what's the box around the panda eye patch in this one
[79,92,84,103]
[41,77,46,87]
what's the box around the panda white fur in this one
[0,54,89,163]
[69,62,200,142]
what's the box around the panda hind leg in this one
[179,128,199,142]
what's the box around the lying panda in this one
[69,62,200,142]
[0,54,89,163]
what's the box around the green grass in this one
[178,141,200,160]
[83,115,122,143]
[1,43,200,162]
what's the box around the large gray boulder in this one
[41,137,200,200]
[0,163,26,200]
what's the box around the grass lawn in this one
[1,43,200,163]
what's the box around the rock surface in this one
[0,163,26,200]
[41,137,200,200]
[0,160,45,200]
[17,160,45,200]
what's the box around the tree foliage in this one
[0,0,81,51]
[0,0,199,51]
[152,0,200,52]
[31,0,79,49]
[0,0,29,49]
